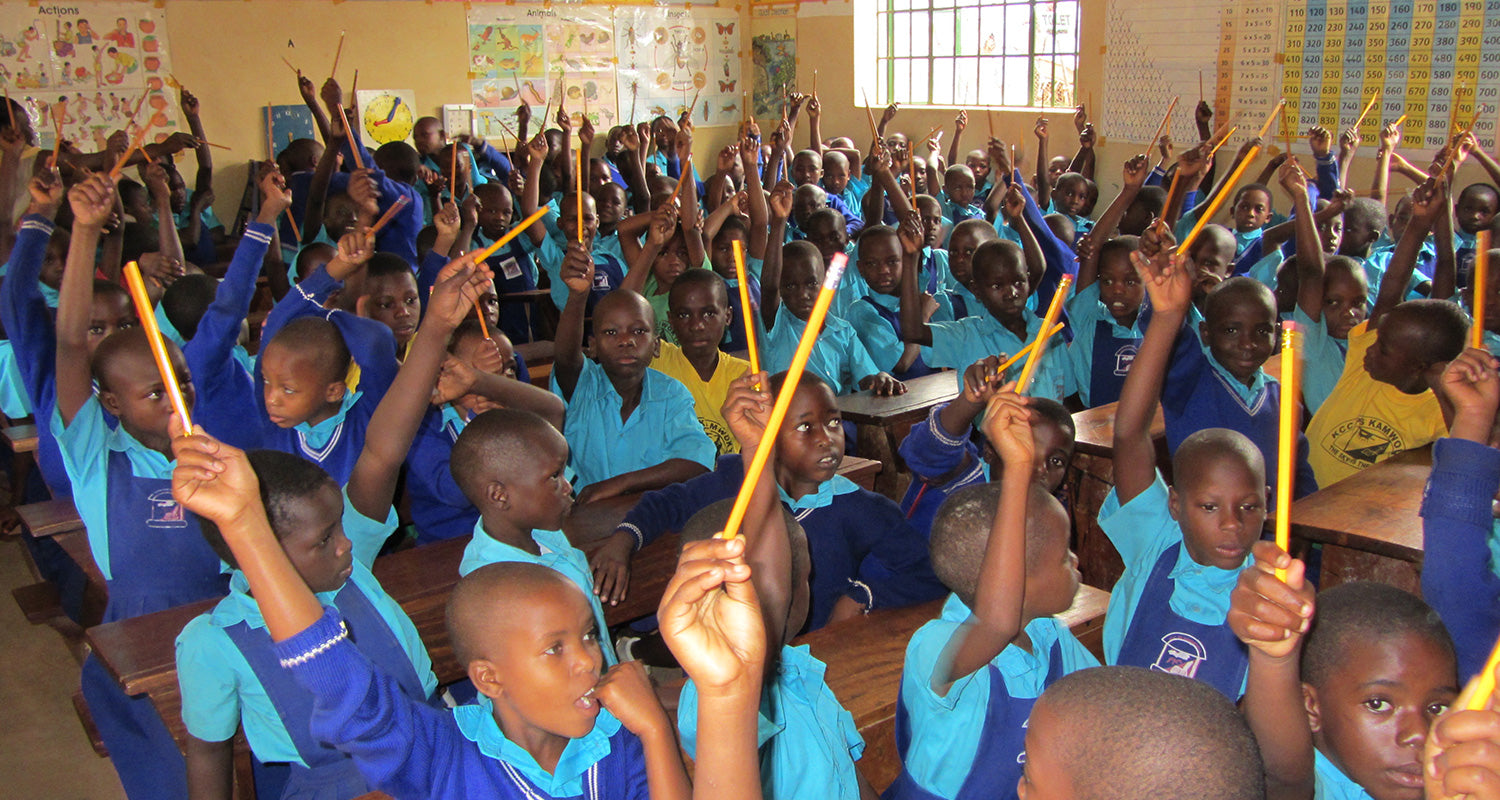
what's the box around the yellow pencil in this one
[1274,321,1299,580]
[1016,275,1072,393]
[122,262,192,431]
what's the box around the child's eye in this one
[88,325,104,335]
[583,627,598,642]
[1429,701,1452,716]
[1199,503,1218,512]
[1363,698,1392,713]
[795,422,811,432]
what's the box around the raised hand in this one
[68,173,116,229]
[1073,104,1087,134]
[1227,541,1314,660]
[1307,126,1332,159]
[979,387,1033,467]
[960,356,1007,404]
[1034,117,1049,141]
[880,102,899,128]
[1123,154,1150,189]
[658,536,764,695]
[720,372,772,451]
[767,180,794,221]
[169,418,261,529]
[561,243,594,295]
[897,210,925,255]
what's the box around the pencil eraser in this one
[824,253,848,290]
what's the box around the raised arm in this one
[297,73,331,144]
[1371,176,1445,328]
[758,181,792,330]
[1113,226,1191,502]
[806,95,824,155]
[1034,118,1051,210]
[55,176,114,426]
[1371,122,1399,207]
[520,133,550,247]
[947,111,968,170]
[551,243,594,401]
[1280,160,1327,324]
[143,161,186,273]
[1078,155,1150,290]
[623,205,676,294]
[898,212,936,348]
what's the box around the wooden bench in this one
[3,421,38,453]
[837,372,961,499]
[516,339,555,388]
[1065,402,1169,589]
[1288,444,1430,593]
[17,498,84,538]
[797,583,1112,792]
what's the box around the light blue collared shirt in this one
[455,695,624,797]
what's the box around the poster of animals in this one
[0,3,180,151]
[465,4,617,142]
[614,6,743,128]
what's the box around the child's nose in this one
[1395,709,1428,748]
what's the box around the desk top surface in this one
[836,372,959,425]
[1288,445,1432,561]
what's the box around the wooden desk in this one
[836,372,960,499]
[515,340,555,368]
[797,584,1111,793]
[84,531,683,754]
[3,422,38,453]
[1066,402,1169,589]
[17,498,83,537]
[1289,445,1430,593]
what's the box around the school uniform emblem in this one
[146,488,187,528]
[1113,344,1137,376]
[1151,632,1207,679]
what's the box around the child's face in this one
[804,216,848,263]
[563,194,599,244]
[41,237,66,289]
[591,295,659,381]
[791,153,822,187]
[476,189,512,233]
[822,157,849,195]
[1022,505,1081,618]
[1308,631,1457,800]
[668,282,730,355]
[1388,197,1414,243]
[651,236,690,289]
[1032,420,1075,493]
[324,196,359,242]
[167,168,188,214]
[412,119,443,155]
[709,230,745,279]
[792,187,827,229]
[917,201,944,249]
[1017,699,1076,800]
[1199,293,1276,384]
[1231,189,1272,233]
[966,151,990,185]
[1342,216,1379,255]
[487,579,604,742]
[504,430,575,532]
[775,382,844,490]
[1362,314,1427,391]
[944,170,976,207]
[1324,268,1369,339]
[1167,454,1266,569]
[89,292,137,356]
[588,160,613,195]
[1188,239,1237,303]
[260,343,343,428]
[1320,212,1344,255]
[594,185,626,229]
[1047,156,1070,183]
[280,481,354,594]
[971,254,1029,322]
[780,252,823,320]
[947,228,995,286]
[1096,252,1144,325]
[363,272,421,346]
[1457,189,1500,234]
[99,345,196,451]
[856,233,903,296]
[1054,179,1088,216]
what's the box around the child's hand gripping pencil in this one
[1427,655,1500,800]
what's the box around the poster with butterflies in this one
[0,3,181,153]
[466,4,616,140]
[613,6,742,128]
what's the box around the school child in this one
[551,251,715,501]
[623,203,698,343]
[453,184,538,343]
[406,320,565,545]
[821,150,864,213]
[898,355,1075,537]
[1305,176,1468,487]
[1020,666,1266,800]
[1454,182,1499,280]
[648,270,751,456]
[166,431,696,800]
[898,226,1071,403]
[520,126,626,316]
[173,87,223,268]
[938,164,984,227]
[759,183,902,397]
[317,79,424,266]
[886,389,1098,800]
[356,253,422,353]
[1233,564,1459,800]
[1419,348,1500,685]
[255,232,400,486]
[941,219,1000,321]
[54,174,221,800]
[1099,239,1268,698]
[791,148,863,231]
[1277,162,1371,414]
[671,374,872,800]
[1048,172,1094,236]
[611,372,944,630]
[847,224,948,381]
[176,262,490,799]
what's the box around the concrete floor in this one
[0,540,126,799]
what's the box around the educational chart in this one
[615,6,743,127]
[466,4,618,143]
[1104,0,1500,155]
[0,3,180,150]
[751,30,796,119]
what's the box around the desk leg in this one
[1068,452,1126,590]
[1312,544,1421,595]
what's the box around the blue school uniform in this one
[1421,437,1500,683]
[0,215,69,495]
[847,292,946,381]
[458,523,618,664]
[59,395,231,800]
[172,204,223,268]
[618,454,945,630]
[552,359,714,493]
[406,405,482,545]
[332,135,424,265]
[723,260,762,353]
[941,198,983,226]
[923,310,1072,403]
[897,405,988,538]
[185,222,274,451]
[176,559,437,800]
[1154,308,1318,503]
[885,597,1099,800]
[467,228,541,342]
[1294,308,1349,414]
[0,339,32,418]
[678,645,864,800]
[829,182,865,214]
[1065,283,1144,407]
[1314,750,1371,800]
[255,267,400,486]
[537,233,627,315]
[764,306,880,396]
[276,607,649,800]
[1098,474,1250,698]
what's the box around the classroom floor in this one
[0,540,126,799]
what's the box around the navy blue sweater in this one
[1420,437,1500,683]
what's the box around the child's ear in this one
[1198,321,1210,341]
[652,335,661,359]
[1302,682,1324,733]
[487,480,508,508]
[467,657,505,700]
[97,389,124,418]
[323,381,346,405]
[1167,485,1182,521]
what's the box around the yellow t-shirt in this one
[1305,321,1447,487]
[651,342,751,456]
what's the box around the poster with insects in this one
[614,6,743,128]
[0,3,180,152]
[466,3,615,139]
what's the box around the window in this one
[855,0,1080,109]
